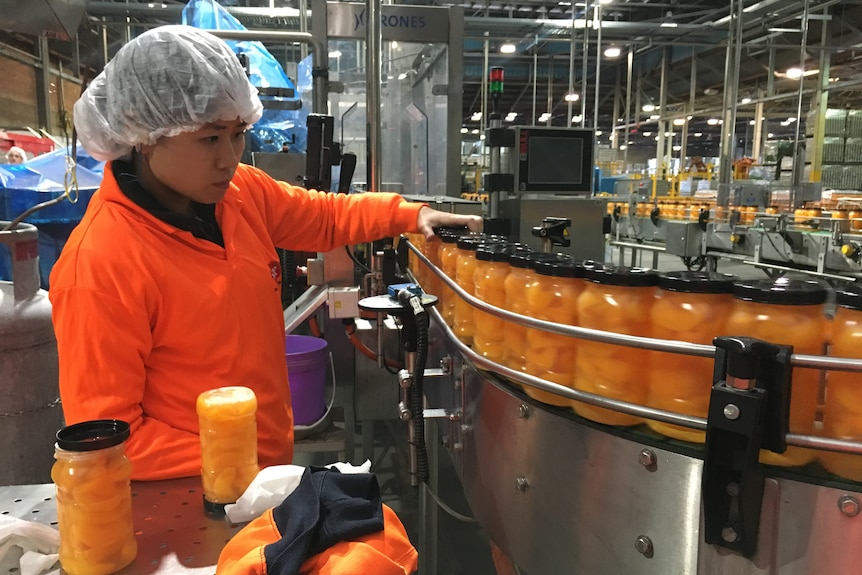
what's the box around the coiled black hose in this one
[397,289,430,484]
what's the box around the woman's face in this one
[6,150,24,164]
[144,118,248,205]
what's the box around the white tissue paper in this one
[224,460,373,524]
[0,515,60,575]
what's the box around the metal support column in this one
[718,0,743,191]
[547,55,554,119]
[790,0,811,188]
[366,0,382,192]
[810,6,830,183]
[580,0,589,128]
[681,50,697,167]
[532,42,538,126]
[299,0,309,61]
[592,5,602,132]
[612,66,621,151]
[753,91,765,163]
[447,7,465,197]
[656,47,668,184]
[623,46,633,169]
[566,5,577,127]
[35,36,51,131]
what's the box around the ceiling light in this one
[673,118,685,126]
[664,132,671,137]
[768,132,774,138]
[564,93,580,102]
[598,0,613,4]
[741,97,752,104]
[785,67,804,79]
[572,115,582,123]
[749,120,756,125]
[398,72,408,80]
[707,118,720,126]
[694,132,703,137]
[480,134,486,140]
[660,22,678,28]
[471,129,480,135]
[649,114,660,120]
[620,145,628,150]
[505,112,517,122]
[654,136,660,141]
[603,46,621,58]
[642,104,656,112]
[460,127,468,134]
[500,42,516,54]
[595,130,603,135]
[328,50,342,58]
[786,117,797,123]
[471,111,482,121]
[643,131,652,137]
[672,145,682,151]
[780,120,790,126]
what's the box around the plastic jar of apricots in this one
[822,284,862,482]
[473,243,521,363]
[438,231,466,327]
[573,266,659,426]
[523,255,585,407]
[503,252,557,381]
[647,271,737,443]
[726,279,827,467]
[197,386,260,510]
[52,420,137,575]
[453,236,486,346]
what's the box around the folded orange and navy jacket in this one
[217,467,418,575]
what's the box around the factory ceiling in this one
[4,0,862,154]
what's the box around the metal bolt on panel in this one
[517,404,530,419]
[634,535,654,557]
[723,403,741,420]
[638,449,657,469]
[839,495,861,517]
[515,477,529,492]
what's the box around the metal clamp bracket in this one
[702,336,792,558]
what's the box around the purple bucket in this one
[285,335,328,426]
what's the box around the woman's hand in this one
[416,206,483,240]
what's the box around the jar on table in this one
[726,279,828,467]
[523,255,584,407]
[647,271,737,443]
[473,243,521,364]
[197,386,260,510]
[849,210,862,231]
[453,236,486,346]
[52,420,137,575]
[822,284,862,482]
[573,266,659,426]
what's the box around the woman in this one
[50,25,481,481]
[5,146,25,164]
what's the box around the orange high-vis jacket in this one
[50,162,424,480]
[218,504,417,575]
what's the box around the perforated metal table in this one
[0,477,245,574]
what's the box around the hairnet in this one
[5,146,25,161]
[74,25,263,161]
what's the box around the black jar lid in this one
[456,236,486,251]
[532,254,584,278]
[56,419,130,452]
[439,228,471,243]
[508,251,556,269]
[732,278,828,306]
[584,265,659,287]
[476,242,518,262]
[836,283,862,312]
[658,271,738,294]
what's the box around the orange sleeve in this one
[50,285,201,480]
[244,167,425,251]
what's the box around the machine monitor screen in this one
[514,127,594,194]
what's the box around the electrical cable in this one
[396,288,429,484]
[424,484,478,523]
[345,245,372,274]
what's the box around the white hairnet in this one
[5,146,25,161]
[74,25,263,161]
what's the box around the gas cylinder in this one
[0,222,61,484]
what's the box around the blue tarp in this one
[0,147,104,288]
[182,0,309,153]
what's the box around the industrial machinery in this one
[395,237,862,575]
[609,177,862,280]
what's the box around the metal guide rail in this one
[403,238,862,456]
[404,238,862,574]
